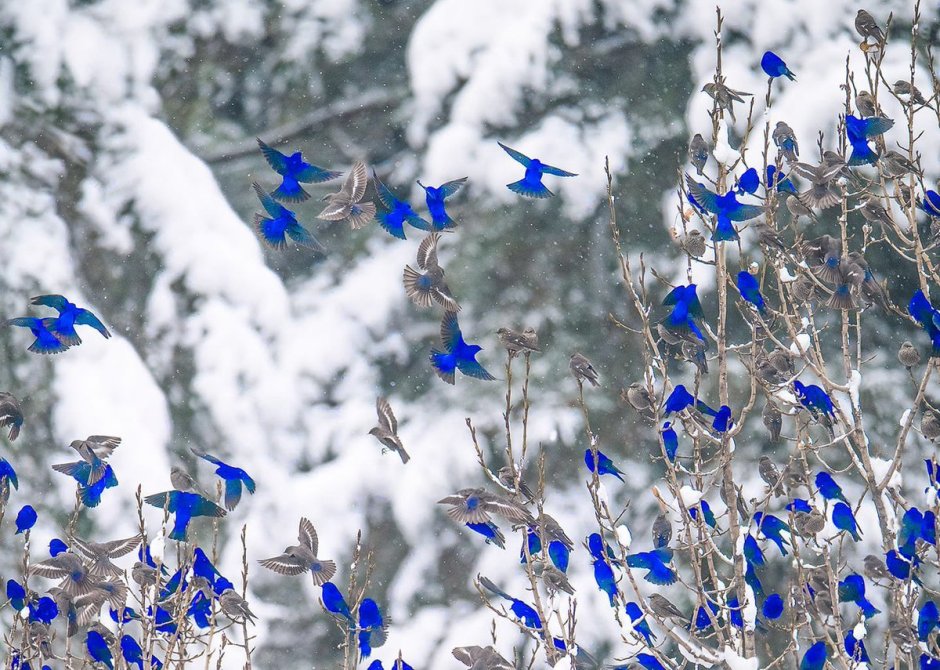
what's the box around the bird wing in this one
[295,163,342,183]
[74,311,111,338]
[0,393,22,423]
[439,311,462,351]
[190,447,224,467]
[252,182,287,218]
[191,495,227,518]
[30,294,69,312]
[371,171,398,209]
[437,177,468,198]
[317,197,352,221]
[341,160,368,202]
[100,534,143,558]
[224,479,243,511]
[144,491,178,513]
[539,163,577,177]
[7,317,39,329]
[497,142,531,167]
[52,461,90,482]
[375,396,397,433]
[727,202,764,221]
[258,555,308,576]
[85,436,121,458]
[482,493,532,523]
[416,233,440,271]
[256,138,288,173]
[684,176,721,214]
[456,358,496,381]
[298,517,319,554]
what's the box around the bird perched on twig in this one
[570,352,599,387]
[701,81,752,123]
[369,396,410,464]
[689,134,709,176]
[259,518,337,586]
[496,327,540,357]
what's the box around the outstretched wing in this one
[144,491,177,513]
[256,138,288,173]
[375,396,397,433]
[252,182,287,218]
[727,202,764,222]
[298,517,319,554]
[438,177,468,199]
[457,358,496,381]
[498,142,531,167]
[439,311,462,351]
[341,160,369,202]
[85,436,121,458]
[416,233,440,270]
[30,294,69,312]
[75,310,111,338]
[539,163,577,177]
[684,176,721,214]
[191,447,224,467]
[371,171,398,209]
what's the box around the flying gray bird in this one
[70,534,142,578]
[403,233,461,312]
[790,160,843,210]
[368,396,410,464]
[0,392,23,441]
[259,518,337,586]
[801,234,843,283]
[452,645,514,670]
[785,193,817,223]
[316,160,375,229]
[569,352,599,387]
[437,488,533,525]
[496,327,540,356]
[30,552,96,598]
[59,435,121,486]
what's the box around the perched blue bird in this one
[814,472,847,503]
[745,561,764,599]
[727,596,744,628]
[479,576,542,630]
[761,51,796,80]
[7,317,69,354]
[144,491,226,541]
[744,534,765,566]
[520,528,541,563]
[15,505,36,534]
[885,549,918,581]
[762,593,784,620]
[30,294,110,345]
[845,114,894,166]
[592,557,618,607]
[252,182,325,252]
[188,591,212,628]
[921,190,940,218]
[256,138,341,202]
[685,175,763,241]
[430,312,495,384]
[625,601,656,645]
[49,538,68,557]
[584,449,625,481]
[924,655,940,670]
[498,142,577,198]
[626,548,676,585]
[548,540,570,573]
[0,458,18,500]
[587,533,620,564]
[919,600,939,641]
[753,512,790,556]
[844,630,870,663]
[909,290,940,357]
[689,500,716,528]
[6,579,25,611]
[373,172,431,239]
[736,271,767,315]
[787,499,813,514]
[736,167,760,195]
[800,641,827,670]
[87,630,114,670]
[899,507,928,558]
[121,635,145,670]
[793,380,835,434]
[358,598,387,658]
[417,178,467,230]
[661,284,706,344]
[839,574,879,618]
[765,165,798,194]
[28,596,58,625]
[663,385,695,414]
[192,547,223,586]
[695,600,721,630]
[710,405,733,433]
[321,582,353,623]
[661,422,678,462]
[190,448,255,511]
[635,653,667,670]
[468,521,505,549]
[832,502,861,541]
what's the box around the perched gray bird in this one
[847,252,890,310]
[785,193,816,223]
[651,513,672,549]
[801,235,843,283]
[855,90,879,117]
[793,510,826,537]
[533,560,574,595]
[623,382,655,419]
[762,402,782,442]
[317,160,375,229]
[70,534,142,578]
[535,512,574,550]
[890,616,916,651]
[751,221,787,252]
[768,349,795,376]
[790,274,818,303]
[859,197,894,230]
[648,594,685,623]
[702,81,751,123]
[755,356,787,385]
[863,554,890,581]
[30,552,96,597]
[657,323,683,346]
[452,645,513,670]
[258,517,337,586]
[791,161,843,210]
[922,410,940,441]
[438,488,533,525]
[496,327,540,356]
[772,121,799,161]
[680,229,707,258]
[898,341,921,369]
[131,562,158,588]
[893,80,927,106]
[689,134,709,176]
[569,352,599,387]
[0,392,23,441]
[855,9,885,43]
[403,233,460,312]
[498,466,535,501]
[758,456,783,496]
[880,151,920,178]
[62,435,121,486]
[368,396,410,464]
[27,621,52,658]
[219,588,257,623]
[681,340,708,375]
[781,462,809,492]
[170,466,205,495]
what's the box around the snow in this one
[790,333,811,357]
[615,523,632,550]
[722,646,758,670]
[679,485,704,507]
[870,456,902,490]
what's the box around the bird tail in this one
[785,69,796,81]
[712,216,739,242]
[826,285,858,310]
[847,142,878,166]
[478,575,512,601]
[286,224,327,255]
[507,178,553,199]
[430,349,456,384]
[403,266,434,308]
[397,447,411,465]
[347,202,376,229]
[28,336,69,355]
[168,517,189,542]
[79,483,105,508]
[272,177,311,203]
[254,214,288,250]
[376,212,407,240]
[860,599,880,618]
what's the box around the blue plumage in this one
[498,142,576,198]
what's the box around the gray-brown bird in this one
[768,349,795,376]
[569,352,599,387]
[219,588,257,623]
[898,341,921,369]
[758,456,783,496]
[258,518,337,586]
[855,9,885,43]
[702,81,751,123]
[368,396,410,464]
[403,233,461,312]
[533,560,574,595]
[496,327,540,356]
[498,466,535,501]
[893,80,927,106]
[70,534,142,578]
[863,554,890,581]
[689,134,709,176]
[762,402,782,442]
[170,466,206,495]
[0,392,23,441]
[651,512,672,548]
[131,562,158,588]
[855,90,879,117]
[680,229,707,258]
[452,646,513,670]
[880,151,920,178]
[30,552,96,598]
[317,160,375,229]
[790,274,817,303]
[773,121,799,161]
[623,382,655,419]
[791,160,844,210]
[535,512,574,549]
[438,488,533,525]
[648,594,685,622]
[59,435,121,486]
[793,510,826,537]
[922,410,940,441]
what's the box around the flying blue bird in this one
[7,317,69,354]
[497,142,577,198]
[190,448,255,511]
[919,601,939,641]
[661,422,678,462]
[584,449,625,481]
[430,311,495,384]
[685,175,763,241]
[30,294,111,345]
[844,630,870,663]
[909,290,940,357]
[626,548,676,585]
[838,574,879,618]
[417,178,467,230]
[845,114,894,166]
[593,557,618,607]
[814,472,847,503]
[625,601,656,645]
[737,271,767,315]
[479,576,542,630]
[144,490,226,541]
[321,582,353,623]
[252,182,326,252]
[256,138,341,202]
[832,502,861,541]
[753,512,790,556]
[86,630,114,670]
[761,51,796,80]
[15,505,36,534]
[762,593,784,620]
[373,171,431,239]
[467,521,505,549]
[800,641,827,670]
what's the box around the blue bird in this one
[800,641,827,670]
[663,385,695,414]
[188,591,212,628]
[661,284,706,345]
[886,549,918,581]
[685,175,763,241]
[468,521,505,549]
[110,607,141,624]
[909,290,940,357]
[587,533,619,563]
[15,505,36,534]
[922,510,937,546]
[753,512,790,556]
[358,598,387,658]
[498,142,577,198]
[30,294,110,345]
[744,534,765,566]
[814,472,847,503]
[710,405,733,433]
[745,561,764,599]
[921,190,940,217]
[53,460,118,508]
[7,317,69,354]
[479,576,542,630]
[6,579,25,611]
[832,502,861,541]
[593,557,618,607]
[736,271,767,315]
[761,51,796,80]
[762,593,784,620]
[87,630,114,670]
[190,448,255,511]
[520,528,541,563]
[584,449,625,481]
[144,491,226,541]
[548,540,570,572]
[661,422,678,462]
[689,500,716,528]
[430,311,495,384]
[121,635,145,670]
[919,600,939,641]
[844,630,870,663]
[899,507,927,558]
[373,172,431,239]
[736,167,760,195]
[192,547,223,587]
[256,138,341,202]
[49,538,68,557]
[28,596,58,625]
[635,653,666,670]
[0,458,18,499]
[626,548,676,585]
[417,178,467,230]
[695,600,721,630]
[838,574,879,618]
[727,596,744,628]
[765,166,798,194]
[845,114,894,166]
[321,582,353,623]
[252,182,325,252]
[793,380,835,434]
[787,499,813,514]
[625,601,656,645]
[924,655,940,670]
